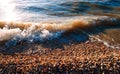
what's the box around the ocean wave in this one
[0,16,120,48]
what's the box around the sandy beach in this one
[0,40,120,74]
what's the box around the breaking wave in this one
[0,15,120,49]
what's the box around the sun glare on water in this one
[0,0,19,22]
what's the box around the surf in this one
[0,16,120,48]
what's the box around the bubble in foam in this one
[5,27,64,47]
[0,28,21,41]
[40,29,53,38]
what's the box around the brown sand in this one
[0,41,120,74]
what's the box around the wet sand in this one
[0,40,120,74]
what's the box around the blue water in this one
[0,0,120,22]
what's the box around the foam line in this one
[0,16,119,42]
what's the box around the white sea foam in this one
[89,35,120,49]
[0,28,21,41]
[1,25,64,47]
[0,16,119,48]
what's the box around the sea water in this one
[0,0,120,49]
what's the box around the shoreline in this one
[0,40,120,73]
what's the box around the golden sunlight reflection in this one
[0,0,19,22]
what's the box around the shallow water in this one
[0,0,120,22]
[0,0,120,49]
